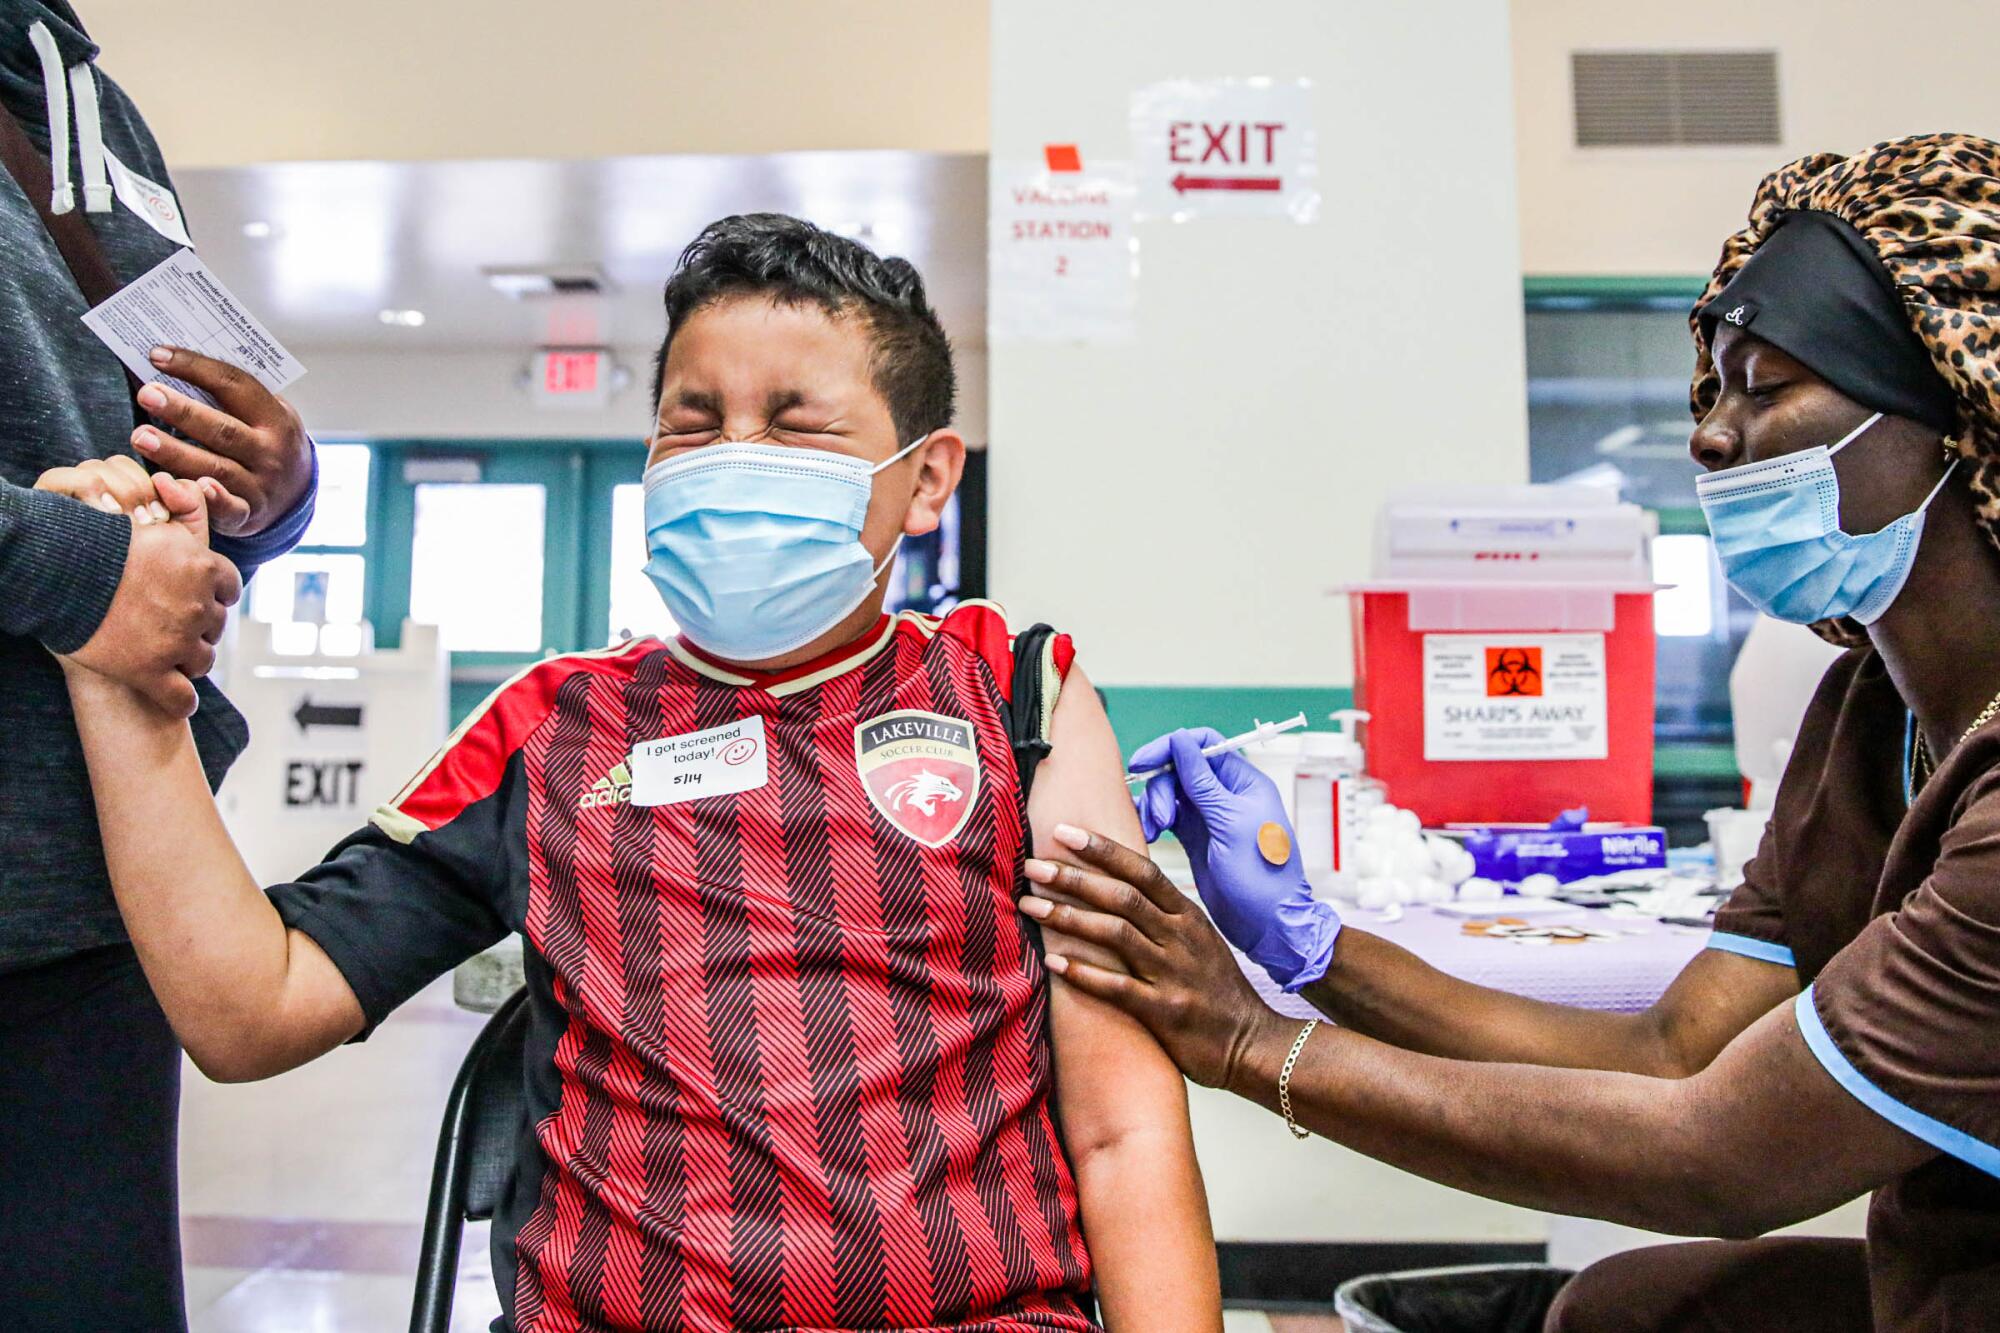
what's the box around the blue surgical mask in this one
[1696,413,1956,626]
[641,435,927,662]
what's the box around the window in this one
[1651,534,1718,638]
[606,482,677,644]
[409,483,547,652]
[247,444,372,655]
[1524,289,1748,747]
[300,442,371,547]
[248,552,367,626]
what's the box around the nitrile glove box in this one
[1454,822,1667,884]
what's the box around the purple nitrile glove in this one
[1128,727,1341,992]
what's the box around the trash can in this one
[1333,1263,1575,1333]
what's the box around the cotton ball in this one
[1424,836,1475,886]
[1351,841,1389,878]
[1413,876,1452,905]
[1390,807,1422,837]
[1457,876,1503,902]
[1366,803,1401,828]
[1388,842,1435,883]
[1387,877,1417,905]
[1317,872,1360,904]
[1356,877,1395,910]
[1518,873,1561,899]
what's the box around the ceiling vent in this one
[481,264,611,299]
[1570,50,1780,148]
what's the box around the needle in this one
[1125,712,1309,785]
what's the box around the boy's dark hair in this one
[652,213,956,442]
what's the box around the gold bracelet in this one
[1279,1019,1319,1140]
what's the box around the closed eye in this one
[656,425,721,443]
[773,417,847,439]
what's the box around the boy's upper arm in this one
[266,683,539,1037]
[1024,662,1146,927]
[268,808,512,1039]
[1026,662,1193,1151]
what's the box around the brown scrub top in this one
[1709,645,2000,1329]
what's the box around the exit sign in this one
[531,347,612,409]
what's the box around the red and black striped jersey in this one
[269,603,1096,1333]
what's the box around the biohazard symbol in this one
[885,770,965,817]
[1485,646,1544,697]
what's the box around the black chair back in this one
[409,988,529,1333]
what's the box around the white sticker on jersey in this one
[629,715,769,807]
[103,148,194,248]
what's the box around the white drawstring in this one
[26,21,73,214]
[68,62,109,212]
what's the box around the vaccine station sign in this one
[1131,78,1319,222]
[989,151,1136,342]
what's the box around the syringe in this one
[1125,712,1309,785]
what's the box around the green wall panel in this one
[1096,685,1355,764]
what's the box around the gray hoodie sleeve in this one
[0,478,130,653]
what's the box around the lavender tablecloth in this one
[1245,902,1712,1020]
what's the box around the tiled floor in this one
[178,976,1340,1331]
[181,977,501,1331]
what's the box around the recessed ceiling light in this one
[480,264,609,299]
[240,220,276,239]
[378,308,426,327]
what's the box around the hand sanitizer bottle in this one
[1294,710,1385,899]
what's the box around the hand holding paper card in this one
[79,249,315,536]
[82,248,304,404]
[128,348,315,537]
[81,248,305,408]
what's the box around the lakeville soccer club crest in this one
[855,710,980,848]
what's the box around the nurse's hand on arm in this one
[1025,676,1222,1332]
[1030,830,1936,1238]
[1126,729,1797,1078]
[56,477,365,1082]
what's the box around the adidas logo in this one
[579,761,633,810]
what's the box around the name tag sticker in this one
[629,715,769,807]
[103,149,194,248]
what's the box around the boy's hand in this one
[37,454,172,525]
[39,456,256,536]
[62,474,239,720]
[129,346,311,537]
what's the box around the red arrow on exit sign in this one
[1172,173,1282,194]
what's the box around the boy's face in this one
[647,295,966,665]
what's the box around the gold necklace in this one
[1910,687,2000,791]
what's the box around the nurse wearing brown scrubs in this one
[1017,133,2000,1332]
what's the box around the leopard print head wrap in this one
[1690,133,2000,646]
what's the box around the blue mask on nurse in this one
[1697,412,1958,627]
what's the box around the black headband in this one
[1697,209,1959,433]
